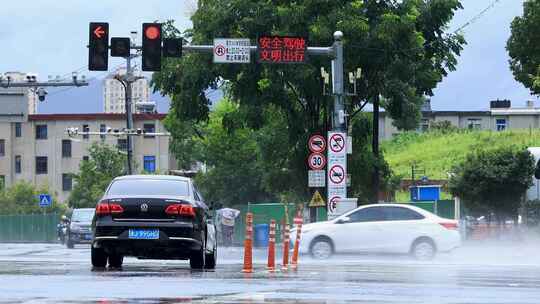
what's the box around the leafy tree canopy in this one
[508,0,540,95]
[68,143,125,208]
[155,0,465,132]
[449,146,534,219]
[0,181,65,215]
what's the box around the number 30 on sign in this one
[308,152,326,170]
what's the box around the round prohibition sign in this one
[328,196,341,213]
[329,165,345,184]
[308,152,326,170]
[308,135,326,153]
[329,134,345,153]
[214,44,226,56]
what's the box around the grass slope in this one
[382,130,540,180]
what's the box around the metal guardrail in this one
[0,213,58,243]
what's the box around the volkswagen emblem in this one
[140,203,149,212]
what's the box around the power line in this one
[452,0,504,34]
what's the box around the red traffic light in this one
[145,26,160,40]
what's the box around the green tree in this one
[508,0,540,95]
[68,143,125,208]
[449,147,534,221]
[0,181,64,215]
[155,1,464,202]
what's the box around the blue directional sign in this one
[39,194,52,207]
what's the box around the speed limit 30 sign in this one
[308,152,326,170]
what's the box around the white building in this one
[103,67,153,114]
[1,72,38,115]
[0,113,176,203]
[379,100,540,140]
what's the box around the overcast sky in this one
[0,0,535,113]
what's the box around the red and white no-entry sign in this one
[329,133,345,153]
[329,165,345,184]
[308,135,326,153]
[308,152,326,170]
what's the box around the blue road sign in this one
[39,194,52,207]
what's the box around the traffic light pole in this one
[125,54,135,175]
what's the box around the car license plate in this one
[128,229,159,240]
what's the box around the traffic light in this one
[88,22,109,71]
[163,38,182,58]
[110,37,131,57]
[142,23,162,71]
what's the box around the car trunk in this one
[110,197,192,221]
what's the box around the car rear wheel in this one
[411,238,436,261]
[91,246,108,268]
[310,238,333,259]
[204,246,217,270]
[190,233,206,269]
[108,254,124,268]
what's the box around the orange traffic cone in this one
[281,224,290,271]
[291,216,303,270]
[242,213,253,273]
[267,219,276,272]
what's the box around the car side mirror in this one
[336,216,351,224]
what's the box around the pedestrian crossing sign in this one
[39,194,52,207]
[309,190,326,207]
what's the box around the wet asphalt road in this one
[1,242,540,303]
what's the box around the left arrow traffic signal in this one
[88,22,109,71]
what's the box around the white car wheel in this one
[311,239,333,259]
[412,240,436,260]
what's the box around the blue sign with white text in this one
[39,194,52,207]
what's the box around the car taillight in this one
[165,204,196,217]
[96,201,124,216]
[439,222,458,230]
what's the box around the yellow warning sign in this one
[309,190,326,207]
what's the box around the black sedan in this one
[91,175,217,269]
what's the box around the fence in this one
[0,213,59,243]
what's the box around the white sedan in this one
[291,204,461,260]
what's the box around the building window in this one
[143,156,156,173]
[82,124,89,140]
[36,125,47,140]
[0,139,4,157]
[15,155,21,174]
[117,139,128,151]
[467,118,482,130]
[100,124,106,140]
[62,174,72,191]
[143,123,155,138]
[419,119,429,132]
[83,156,89,162]
[35,156,48,174]
[15,122,21,138]
[62,140,72,158]
[0,176,4,190]
[496,119,507,131]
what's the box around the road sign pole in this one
[125,54,134,175]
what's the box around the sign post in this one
[327,131,347,219]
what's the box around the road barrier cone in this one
[267,219,276,272]
[281,224,290,271]
[242,213,253,273]
[291,216,303,270]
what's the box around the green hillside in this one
[382,130,540,180]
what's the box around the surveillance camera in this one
[26,73,38,82]
[36,88,48,102]
[106,127,112,133]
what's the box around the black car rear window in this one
[107,179,190,196]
